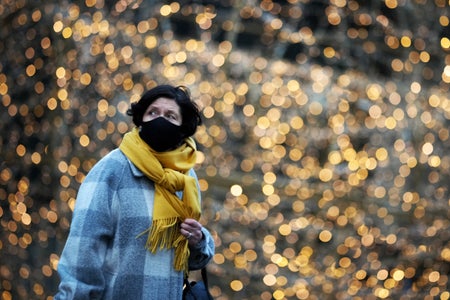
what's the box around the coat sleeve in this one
[54,158,120,299]
[188,227,215,270]
[187,169,215,270]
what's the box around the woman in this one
[55,85,215,299]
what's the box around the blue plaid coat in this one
[55,149,215,299]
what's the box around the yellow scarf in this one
[119,128,201,273]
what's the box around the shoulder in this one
[95,148,128,167]
[74,149,136,210]
[83,149,131,183]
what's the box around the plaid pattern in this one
[54,149,214,300]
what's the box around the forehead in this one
[148,97,180,111]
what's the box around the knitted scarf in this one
[119,127,201,274]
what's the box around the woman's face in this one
[142,97,182,126]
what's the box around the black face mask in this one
[139,117,184,152]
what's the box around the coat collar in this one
[126,155,145,177]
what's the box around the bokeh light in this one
[1,0,450,299]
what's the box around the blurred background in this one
[1,0,449,299]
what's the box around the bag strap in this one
[201,268,213,300]
[184,268,210,290]
[201,268,209,288]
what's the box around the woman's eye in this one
[165,112,179,120]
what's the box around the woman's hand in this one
[180,218,203,246]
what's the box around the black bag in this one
[183,268,213,300]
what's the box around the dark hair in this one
[127,85,202,138]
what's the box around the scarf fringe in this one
[141,218,190,273]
